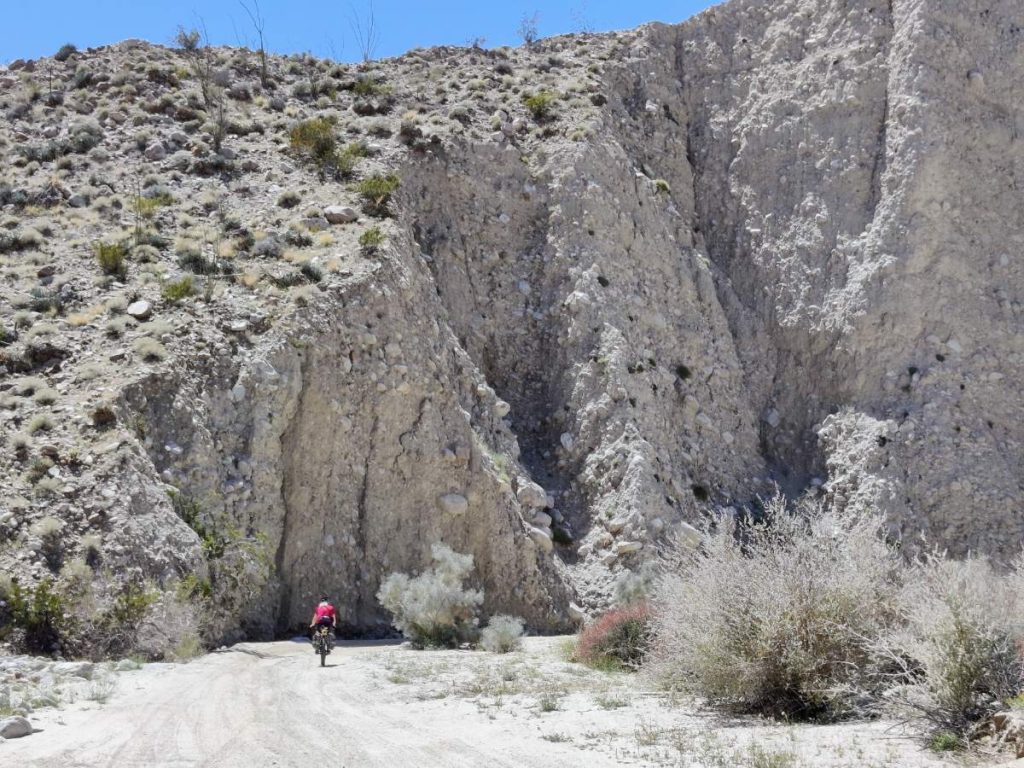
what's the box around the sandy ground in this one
[2,637,980,767]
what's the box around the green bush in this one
[0,578,66,654]
[377,543,483,648]
[94,241,127,279]
[523,90,558,121]
[352,76,390,97]
[161,276,195,302]
[358,225,386,255]
[288,117,362,179]
[357,173,400,217]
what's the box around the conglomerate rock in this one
[1,0,1021,641]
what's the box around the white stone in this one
[0,716,32,739]
[438,493,468,516]
[126,301,152,320]
[528,526,553,553]
[516,480,548,509]
[324,205,358,224]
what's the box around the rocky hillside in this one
[1,0,1022,645]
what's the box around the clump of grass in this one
[357,173,400,218]
[94,241,127,279]
[32,388,59,405]
[929,731,960,753]
[161,276,195,303]
[133,337,168,362]
[28,413,55,433]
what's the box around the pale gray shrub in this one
[614,560,658,606]
[480,615,524,653]
[377,543,483,648]
[649,493,902,719]
[878,555,1024,736]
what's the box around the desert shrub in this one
[161,276,195,302]
[177,251,220,275]
[0,228,44,254]
[94,241,127,278]
[359,225,386,255]
[649,494,902,720]
[54,43,77,62]
[289,117,356,180]
[175,27,201,51]
[277,191,301,208]
[299,263,323,283]
[357,173,400,217]
[523,90,557,121]
[615,560,658,606]
[880,556,1024,737]
[0,578,66,654]
[575,603,651,671]
[377,543,483,648]
[32,516,64,570]
[480,615,525,653]
[69,119,103,153]
[352,76,389,97]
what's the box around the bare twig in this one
[349,1,381,63]
[239,0,269,88]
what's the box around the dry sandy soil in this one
[2,636,984,768]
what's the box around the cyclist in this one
[310,594,337,653]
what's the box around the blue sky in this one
[1,1,718,63]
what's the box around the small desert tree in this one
[377,543,483,648]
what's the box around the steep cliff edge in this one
[1,0,1021,645]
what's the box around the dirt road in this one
[6,639,609,768]
[4,637,963,768]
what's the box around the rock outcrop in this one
[1,0,1022,641]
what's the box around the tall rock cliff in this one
[1,0,1021,642]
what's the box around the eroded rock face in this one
[3,0,1022,639]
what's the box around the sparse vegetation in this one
[518,12,540,46]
